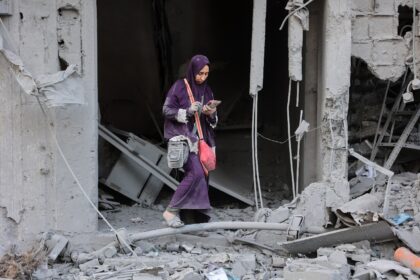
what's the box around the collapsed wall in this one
[352,0,420,81]
[0,0,97,248]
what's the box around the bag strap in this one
[184,79,204,140]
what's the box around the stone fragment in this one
[191,247,202,255]
[182,271,203,280]
[366,260,413,276]
[44,233,69,263]
[166,242,180,252]
[284,257,350,280]
[349,253,371,264]
[169,268,194,280]
[181,242,194,253]
[329,251,348,265]
[267,207,290,223]
[79,258,99,272]
[133,274,161,280]
[158,270,170,280]
[231,254,256,278]
[206,253,230,264]
[272,256,286,268]
[135,240,157,255]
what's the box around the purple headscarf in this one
[185,55,210,101]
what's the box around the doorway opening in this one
[96,0,299,228]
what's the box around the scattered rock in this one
[231,253,256,278]
[79,258,99,272]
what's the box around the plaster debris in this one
[366,259,413,276]
[336,193,381,226]
[0,18,85,107]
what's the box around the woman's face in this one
[195,65,209,85]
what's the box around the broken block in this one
[166,242,180,252]
[351,0,373,14]
[44,233,69,263]
[272,256,286,268]
[79,258,100,272]
[368,16,398,39]
[284,258,350,280]
[374,0,396,15]
[231,254,256,278]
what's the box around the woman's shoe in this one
[164,214,184,228]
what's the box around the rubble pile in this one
[1,174,420,279]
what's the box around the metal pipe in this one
[130,222,326,242]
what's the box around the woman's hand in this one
[188,101,202,115]
[202,104,216,116]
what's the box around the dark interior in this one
[97,0,302,205]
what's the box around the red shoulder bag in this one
[184,79,216,175]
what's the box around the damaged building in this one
[0,0,419,279]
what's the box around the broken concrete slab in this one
[366,259,413,276]
[284,257,350,280]
[349,176,375,199]
[336,193,381,226]
[394,227,420,253]
[281,221,395,254]
[317,244,372,264]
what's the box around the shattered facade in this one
[0,0,419,278]
[0,0,97,247]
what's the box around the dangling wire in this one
[255,94,264,209]
[36,98,137,256]
[295,110,303,196]
[252,94,264,209]
[287,78,296,198]
[251,96,259,210]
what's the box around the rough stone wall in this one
[351,0,420,81]
[0,0,97,248]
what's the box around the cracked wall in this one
[351,0,420,81]
[0,0,97,248]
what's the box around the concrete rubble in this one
[1,0,420,280]
[0,171,416,279]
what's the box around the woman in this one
[162,55,218,228]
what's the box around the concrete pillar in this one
[317,0,351,182]
[302,1,322,188]
[0,0,97,248]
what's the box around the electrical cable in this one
[0,16,136,256]
[251,97,259,210]
[295,110,303,196]
[255,94,264,209]
[257,125,321,145]
[279,0,315,31]
[286,78,296,198]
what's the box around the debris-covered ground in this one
[0,172,419,280]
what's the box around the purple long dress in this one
[162,55,217,215]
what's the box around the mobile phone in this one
[207,100,221,109]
